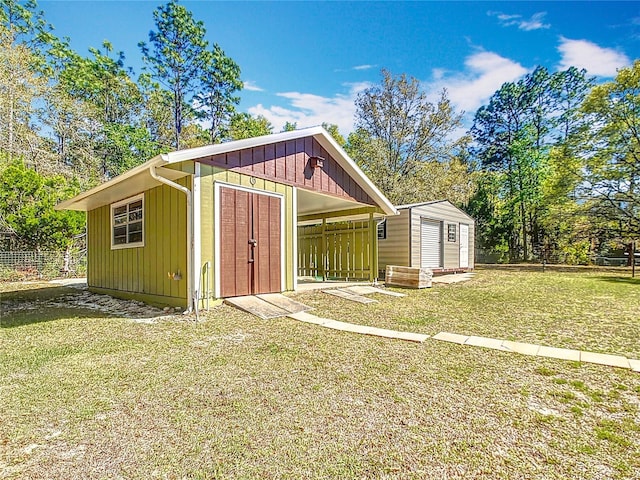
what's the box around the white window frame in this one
[110,193,145,250]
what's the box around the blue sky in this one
[40,1,639,134]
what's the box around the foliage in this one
[0,157,85,249]
[469,66,595,262]
[581,60,640,245]
[227,113,273,140]
[282,121,297,132]
[348,69,471,205]
[139,0,208,150]
[195,43,243,144]
[321,123,346,147]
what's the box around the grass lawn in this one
[1,268,639,479]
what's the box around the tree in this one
[0,24,47,162]
[227,113,273,140]
[282,121,297,132]
[60,42,155,179]
[348,69,470,204]
[321,123,345,147]
[581,60,640,262]
[0,157,85,249]
[195,43,242,144]
[140,0,208,149]
[470,66,594,261]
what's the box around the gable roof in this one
[395,199,474,221]
[56,126,397,216]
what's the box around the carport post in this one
[321,217,327,280]
[369,212,378,282]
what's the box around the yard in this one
[1,267,639,479]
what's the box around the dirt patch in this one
[1,285,180,321]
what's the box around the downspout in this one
[150,164,194,312]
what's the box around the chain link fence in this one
[0,250,87,281]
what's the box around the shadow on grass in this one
[1,286,112,328]
[595,276,640,286]
[477,264,635,274]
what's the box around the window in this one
[377,220,387,240]
[111,194,144,249]
[447,223,456,242]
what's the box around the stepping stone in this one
[323,289,377,304]
[286,312,428,343]
[629,359,640,373]
[501,340,540,356]
[580,351,630,369]
[537,346,581,362]
[343,286,406,297]
[225,296,289,319]
[465,336,505,350]
[287,311,332,326]
[432,332,470,345]
[256,293,311,314]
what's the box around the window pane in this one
[129,210,142,222]
[129,231,143,243]
[114,214,127,225]
[113,205,127,216]
[129,200,142,211]
[129,221,142,233]
[113,225,127,244]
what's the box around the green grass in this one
[1,268,639,479]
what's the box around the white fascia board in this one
[162,127,328,164]
[312,130,398,217]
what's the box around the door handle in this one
[248,239,257,247]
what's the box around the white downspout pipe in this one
[150,165,194,312]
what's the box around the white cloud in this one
[243,80,264,92]
[557,37,630,77]
[353,64,376,71]
[247,82,370,134]
[488,11,550,31]
[427,51,529,114]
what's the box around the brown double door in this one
[219,186,282,297]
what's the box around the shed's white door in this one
[459,224,469,268]
[420,219,442,268]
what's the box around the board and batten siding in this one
[87,176,190,307]
[377,209,410,272]
[197,163,295,301]
[409,202,474,269]
[198,137,375,207]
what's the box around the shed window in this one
[447,223,457,242]
[377,220,387,240]
[111,194,144,249]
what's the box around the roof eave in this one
[55,155,167,211]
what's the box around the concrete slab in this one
[256,294,311,314]
[323,289,377,304]
[464,336,505,350]
[629,359,640,373]
[537,345,581,362]
[224,296,289,319]
[432,332,470,345]
[579,351,630,369]
[501,340,540,356]
[432,273,474,284]
[343,286,406,297]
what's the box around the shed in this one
[377,200,474,275]
[56,127,396,309]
